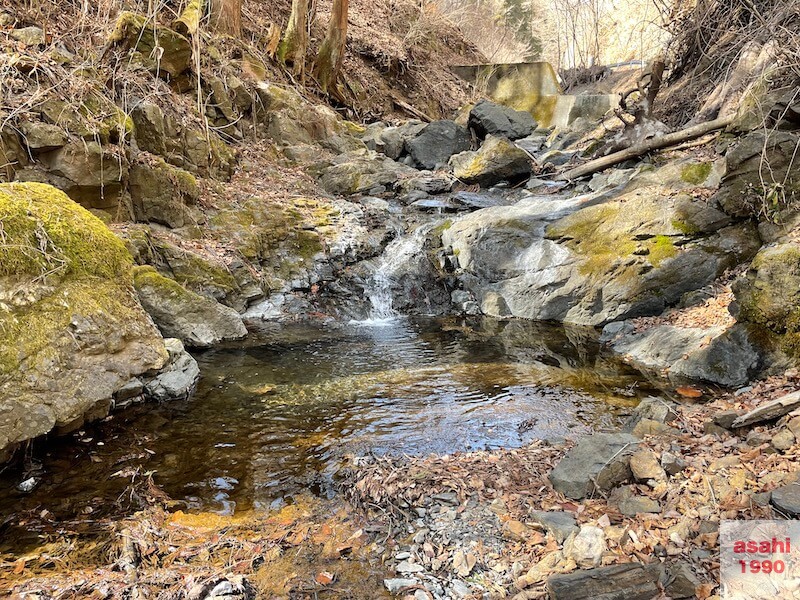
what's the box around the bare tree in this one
[209,0,242,36]
[315,0,349,93]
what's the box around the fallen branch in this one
[554,114,735,181]
[392,97,433,123]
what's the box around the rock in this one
[547,563,664,600]
[319,151,418,196]
[10,26,45,46]
[449,135,531,187]
[396,561,424,574]
[629,450,666,482]
[631,419,681,439]
[618,496,661,516]
[714,410,741,429]
[144,339,200,402]
[406,120,471,170]
[660,452,686,476]
[131,101,167,156]
[110,12,192,76]
[564,526,606,568]
[772,429,796,452]
[0,183,168,455]
[133,266,247,348]
[704,422,732,438]
[714,131,800,218]
[129,159,200,228]
[549,433,639,500]
[731,392,800,428]
[384,578,418,594]
[449,580,472,599]
[19,122,67,151]
[468,99,537,140]
[451,191,506,209]
[0,129,28,181]
[530,511,578,543]
[735,241,800,355]
[443,185,760,326]
[624,397,676,431]
[400,172,455,195]
[38,141,127,209]
[665,562,700,599]
[603,323,758,388]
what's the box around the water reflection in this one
[0,316,652,520]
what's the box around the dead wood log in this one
[554,114,735,181]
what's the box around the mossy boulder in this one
[129,158,200,228]
[38,95,133,144]
[133,266,247,348]
[443,185,761,326]
[0,183,167,456]
[19,121,68,151]
[109,11,192,77]
[449,135,532,187]
[735,242,800,357]
[131,101,167,156]
[318,150,417,195]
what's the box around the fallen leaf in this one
[315,571,335,585]
[676,386,703,399]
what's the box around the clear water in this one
[0,316,652,526]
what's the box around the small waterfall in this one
[362,222,439,323]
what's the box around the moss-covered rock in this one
[39,95,133,144]
[449,135,532,187]
[0,183,167,455]
[129,158,200,228]
[108,11,192,77]
[735,242,800,358]
[133,266,247,348]
[318,151,417,196]
[131,101,167,156]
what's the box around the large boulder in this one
[449,135,532,186]
[549,433,640,499]
[143,338,200,401]
[714,131,800,218]
[468,99,537,140]
[734,241,800,357]
[0,183,167,456]
[129,158,200,228]
[406,120,471,170]
[133,266,247,348]
[603,322,759,387]
[442,186,761,326]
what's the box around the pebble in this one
[395,552,412,561]
[384,578,419,594]
[450,580,472,598]
[397,561,425,574]
[565,525,606,568]
[772,429,795,452]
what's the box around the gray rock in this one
[773,429,796,452]
[396,561,424,574]
[530,511,577,543]
[132,101,167,156]
[19,122,67,151]
[772,484,800,516]
[604,324,758,388]
[624,397,676,431]
[660,452,686,476]
[549,433,640,500]
[451,191,506,209]
[547,563,664,600]
[732,391,800,428]
[449,580,472,599]
[144,339,200,402]
[401,172,455,195]
[384,578,418,594]
[449,135,531,187]
[629,449,666,482]
[618,496,661,516]
[714,410,741,429]
[129,159,199,228]
[665,562,699,599]
[134,267,247,348]
[319,151,417,196]
[407,120,471,170]
[468,99,536,140]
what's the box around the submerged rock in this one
[0,183,167,456]
[133,266,247,348]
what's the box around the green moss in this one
[671,219,700,236]
[648,235,678,267]
[0,183,131,279]
[433,220,453,236]
[681,162,712,185]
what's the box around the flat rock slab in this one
[530,511,577,543]
[732,391,800,428]
[549,433,640,500]
[771,483,800,516]
[547,563,664,600]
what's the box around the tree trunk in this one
[315,0,349,93]
[209,0,242,37]
[279,0,310,74]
